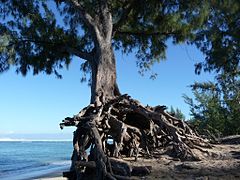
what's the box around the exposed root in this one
[60,94,211,179]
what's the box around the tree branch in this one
[116,30,176,37]
[65,46,92,61]
[66,0,106,46]
[66,0,96,28]
[4,38,92,62]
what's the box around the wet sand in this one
[33,169,67,180]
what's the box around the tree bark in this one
[90,42,120,105]
[82,1,121,105]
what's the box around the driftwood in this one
[60,94,211,180]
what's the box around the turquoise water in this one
[0,141,73,180]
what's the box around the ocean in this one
[0,141,73,180]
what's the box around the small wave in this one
[0,138,72,142]
[50,160,71,166]
[0,138,27,142]
[0,161,70,180]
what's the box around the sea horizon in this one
[0,138,72,142]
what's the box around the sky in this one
[0,42,214,139]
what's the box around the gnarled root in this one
[60,94,211,179]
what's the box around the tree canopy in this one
[1,0,239,79]
[194,0,240,74]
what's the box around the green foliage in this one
[184,72,240,136]
[0,1,76,78]
[112,0,211,74]
[169,106,186,120]
[193,0,240,74]
[0,1,239,81]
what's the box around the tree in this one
[169,106,186,120]
[0,1,239,179]
[184,72,240,137]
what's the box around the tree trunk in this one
[90,42,120,105]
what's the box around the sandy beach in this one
[37,143,240,180]
[128,143,240,179]
[34,171,67,180]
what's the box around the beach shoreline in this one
[0,141,72,180]
[34,172,67,180]
[38,144,240,180]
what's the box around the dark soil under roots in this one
[60,94,212,180]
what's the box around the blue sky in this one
[0,42,214,138]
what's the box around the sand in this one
[33,170,67,180]
[129,144,240,180]
[38,144,240,180]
